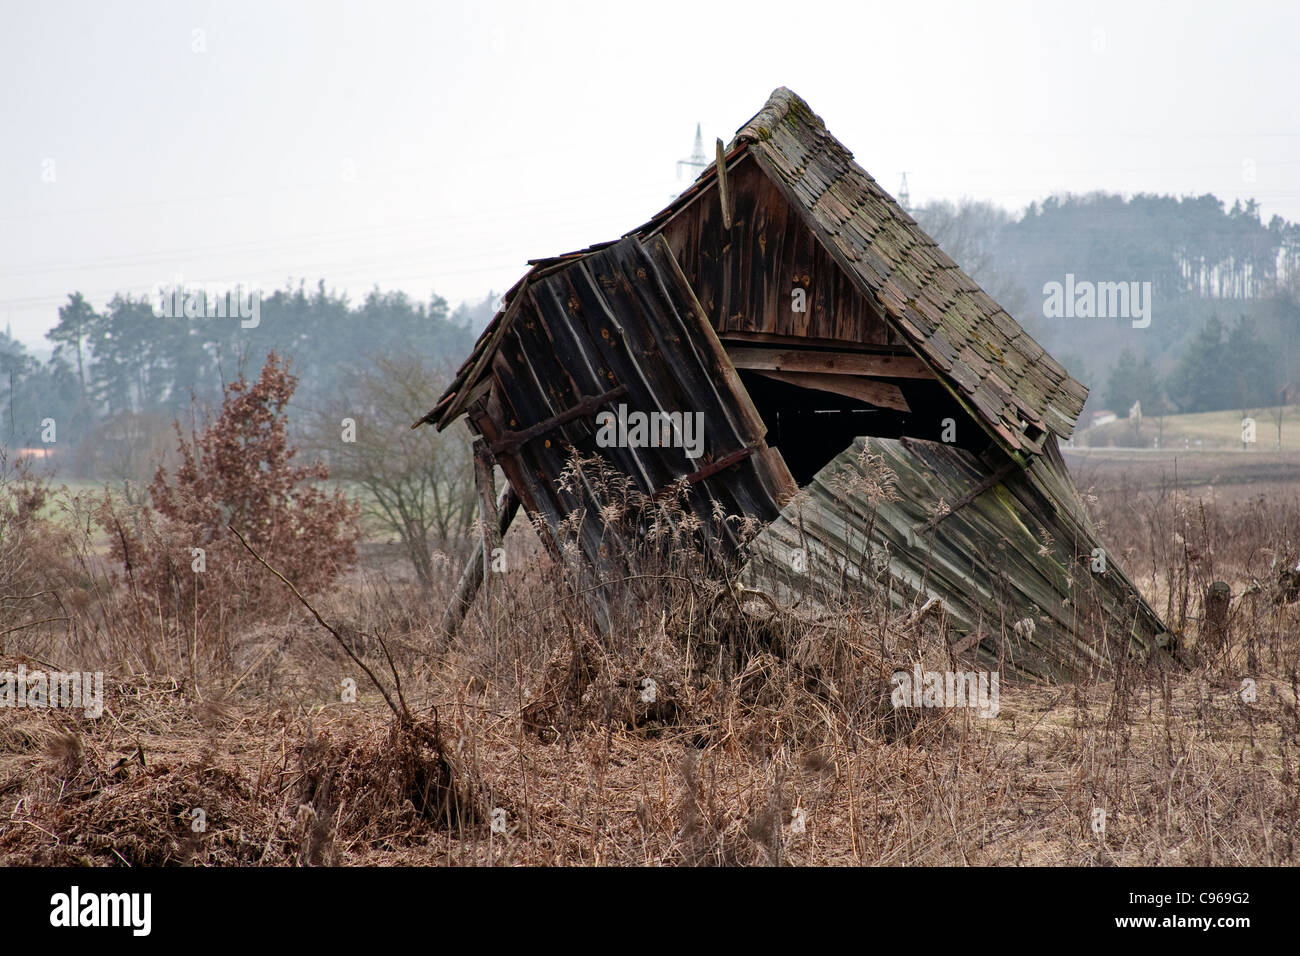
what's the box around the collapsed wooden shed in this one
[418,87,1170,679]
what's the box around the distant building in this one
[1090,409,1117,428]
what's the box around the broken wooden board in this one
[752,369,910,412]
[740,435,1170,681]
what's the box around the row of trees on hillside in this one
[914,194,1300,416]
[1,279,495,589]
[1005,193,1297,303]
[0,283,493,454]
[1105,316,1282,416]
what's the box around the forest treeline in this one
[3,188,1300,476]
[914,191,1300,418]
[0,282,489,471]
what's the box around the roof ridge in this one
[734,90,1089,449]
[734,86,825,145]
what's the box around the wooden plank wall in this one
[656,155,908,347]
[461,236,798,625]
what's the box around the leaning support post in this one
[473,439,499,584]
[440,484,520,641]
[1200,580,1232,662]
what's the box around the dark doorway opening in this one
[736,370,989,486]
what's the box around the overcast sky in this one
[3,0,1297,349]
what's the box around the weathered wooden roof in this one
[423,87,1088,454]
[725,88,1087,453]
[741,435,1169,681]
[417,240,620,430]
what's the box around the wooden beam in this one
[716,138,732,230]
[650,446,754,501]
[439,484,521,642]
[488,384,628,456]
[912,456,1018,534]
[472,439,499,583]
[457,377,492,416]
[722,330,906,351]
[726,346,932,379]
[753,369,910,412]
[435,288,526,428]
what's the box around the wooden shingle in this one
[733,88,1088,452]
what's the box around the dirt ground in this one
[2,622,1297,865]
[2,461,1299,866]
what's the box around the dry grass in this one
[1,458,1298,866]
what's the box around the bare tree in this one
[1272,383,1295,449]
[308,355,476,591]
[912,199,1029,318]
[73,409,176,503]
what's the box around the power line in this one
[0,181,683,281]
[676,123,709,183]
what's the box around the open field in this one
[1066,448,1300,502]
[1077,404,1300,452]
[1,457,1298,866]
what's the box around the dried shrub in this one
[296,713,480,853]
[0,455,90,655]
[97,353,361,653]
